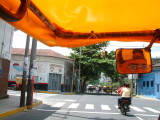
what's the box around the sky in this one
[12,30,72,56]
[12,30,160,58]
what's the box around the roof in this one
[1,1,160,47]
[12,48,71,60]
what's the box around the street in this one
[2,90,160,120]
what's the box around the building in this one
[9,48,73,92]
[0,20,14,98]
[99,72,111,83]
[137,60,160,99]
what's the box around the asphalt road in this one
[2,91,160,120]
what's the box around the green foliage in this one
[122,78,132,85]
[112,82,120,88]
[69,42,123,92]
[99,82,112,86]
[88,79,99,86]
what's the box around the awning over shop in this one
[1,0,160,47]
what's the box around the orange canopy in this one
[1,0,160,47]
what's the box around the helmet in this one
[125,83,130,87]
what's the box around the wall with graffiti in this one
[9,54,73,92]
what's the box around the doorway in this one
[48,73,62,91]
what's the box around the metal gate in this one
[48,73,61,91]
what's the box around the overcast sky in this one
[12,30,160,58]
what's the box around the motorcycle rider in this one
[117,83,125,95]
[118,83,131,109]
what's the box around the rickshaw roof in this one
[1,0,160,47]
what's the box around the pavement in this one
[0,90,77,119]
[0,92,42,119]
[0,90,159,119]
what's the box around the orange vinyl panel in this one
[1,0,160,47]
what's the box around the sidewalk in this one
[0,90,76,119]
[0,94,42,119]
[135,95,160,101]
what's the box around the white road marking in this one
[143,107,160,113]
[51,102,66,108]
[130,106,146,112]
[115,105,118,109]
[68,103,79,109]
[64,99,76,102]
[134,115,144,120]
[36,109,120,115]
[101,105,111,110]
[85,104,94,109]
[36,108,159,117]
[135,114,159,117]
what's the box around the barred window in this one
[143,81,145,87]
[147,81,149,87]
[151,81,154,87]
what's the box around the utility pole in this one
[71,53,75,93]
[131,74,134,98]
[26,38,37,106]
[20,35,30,107]
[78,47,81,93]
[0,42,4,77]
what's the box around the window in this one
[151,81,154,87]
[157,85,160,92]
[147,81,149,87]
[143,81,145,87]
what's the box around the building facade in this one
[9,48,73,92]
[137,67,160,99]
[0,20,14,98]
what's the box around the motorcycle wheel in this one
[120,105,127,115]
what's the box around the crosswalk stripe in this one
[101,105,111,110]
[51,102,66,108]
[23,94,160,114]
[85,104,94,109]
[115,105,118,109]
[130,106,146,112]
[143,107,160,113]
[68,103,79,109]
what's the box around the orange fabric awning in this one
[1,0,160,47]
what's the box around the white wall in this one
[0,20,14,98]
[35,56,65,84]
[0,20,14,60]
[9,54,72,85]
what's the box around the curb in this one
[63,93,76,95]
[0,101,42,119]
[134,95,160,101]
[34,90,76,95]
[34,90,59,94]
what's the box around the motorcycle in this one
[120,98,130,115]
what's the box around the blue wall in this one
[137,69,160,99]
[155,70,160,99]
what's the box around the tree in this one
[69,42,122,92]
